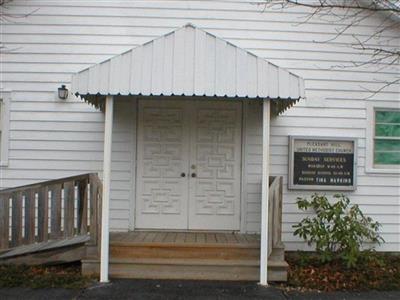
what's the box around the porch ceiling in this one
[71,23,305,113]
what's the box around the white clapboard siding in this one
[0,1,399,252]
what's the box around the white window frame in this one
[366,101,400,174]
[0,91,11,167]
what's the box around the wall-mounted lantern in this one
[58,85,69,100]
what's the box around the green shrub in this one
[293,193,384,268]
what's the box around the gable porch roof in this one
[71,23,305,113]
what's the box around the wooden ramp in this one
[0,235,90,265]
[0,174,102,266]
[82,231,288,281]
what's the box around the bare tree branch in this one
[266,0,400,13]
[1,0,40,53]
[263,0,400,96]
[361,77,400,98]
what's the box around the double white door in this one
[135,100,242,230]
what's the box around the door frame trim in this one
[129,98,139,231]
[239,101,248,233]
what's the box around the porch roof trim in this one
[71,23,305,111]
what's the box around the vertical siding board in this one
[151,36,165,96]
[184,26,195,95]
[141,42,153,96]
[71,74,79,94]
[257,58,268,97]
[204,33,216,96]
[279,69,290,99]
[268,64,279,99]
[289,74,299,99]
[88,64,100,94]
[163,32,174,95]
[215,38,227,96]
[109,55,122,94]
[236,48,247,97]
[299,77,306,98]
[99,61,110,95]
[193,28,206,95]
[78,70,89,95]
[119,52,132,95]
[247,54,258,98]
[173,28,185,95]
[225,44,236,97]
[130,46,143,95]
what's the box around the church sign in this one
[288,136,357,191]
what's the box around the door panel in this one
[188,101,242,230]
[135,100,189,229]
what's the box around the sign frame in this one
[288,136,357,191]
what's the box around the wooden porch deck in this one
[110,231,260,246]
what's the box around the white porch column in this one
[100,95,114,283]
[260,100,270,285]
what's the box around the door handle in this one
[181,172,186,177]
[191,173,197,178]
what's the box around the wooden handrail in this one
[268,176,283,258]
[0,173,94,194]
[0,173,102,251]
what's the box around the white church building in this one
[0,0,398,284]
